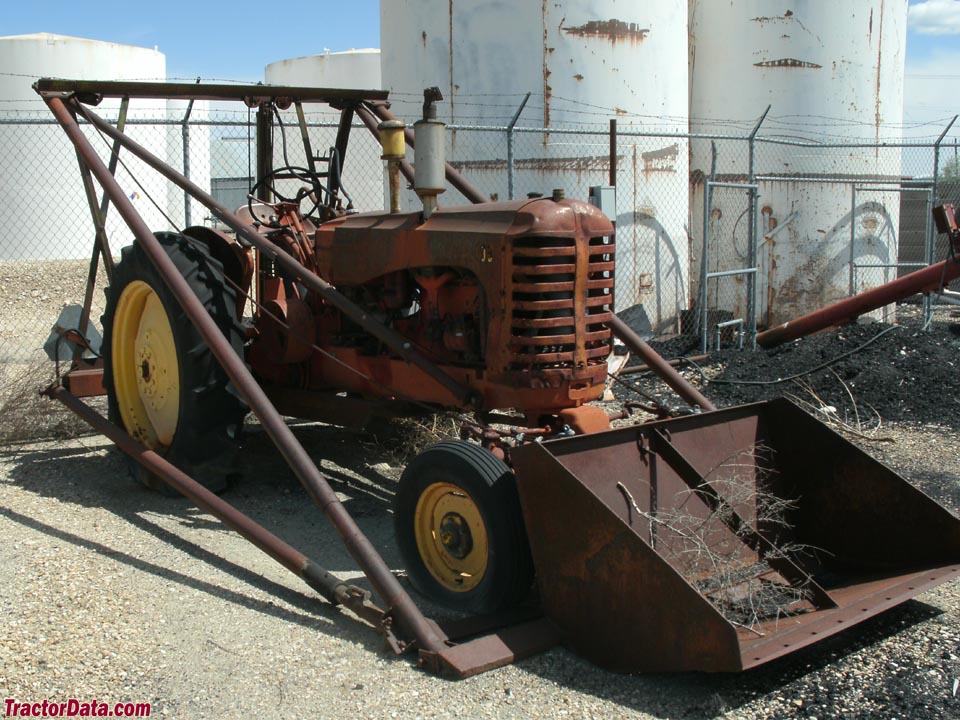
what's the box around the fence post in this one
[747,106,770,349]
[609,118,617,187]
[850,185,858,296]
[699,142,718,352]
[180,79,199,228]
[927,115,957,326]
[506,93,530,200]
[256,103,274,203]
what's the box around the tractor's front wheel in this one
[394,441,534,614]
[101,232,247,493]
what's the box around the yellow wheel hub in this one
[414,482,488,592]
[112,281,180,449]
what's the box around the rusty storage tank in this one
[688,1,908,329]
[381,1,690,332]
[263,49,385,212]
[0,34,170,260]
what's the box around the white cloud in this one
[909,0,960,35]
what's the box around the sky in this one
[4,0,960,133]
[904,0,960,128]
[3,1,381,82]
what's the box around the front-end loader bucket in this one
[510,398,960,672]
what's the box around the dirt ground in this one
[0,303,959,719]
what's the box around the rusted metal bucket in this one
[511,398,960,672]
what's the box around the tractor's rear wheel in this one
[394,441,534,614]
[101,232,247,493]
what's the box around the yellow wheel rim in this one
[414,482,488,592]
[112,280,180,449]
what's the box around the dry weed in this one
[0,361,103,443]
[364,412,464,465]
[619,444,820,631]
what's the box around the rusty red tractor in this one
[37,79,960,677]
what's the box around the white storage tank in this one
[381,1,690,332]
[262,50,385,212]
[0,33,169,260]
[689,1,908,327]
[266,48,381,92]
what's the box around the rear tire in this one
[394,440,534,614]
[101,232,247,494]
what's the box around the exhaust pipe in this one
[414,87,446,219]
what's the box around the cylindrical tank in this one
[0,33,168,260]
[689,1,908,327]
[262,50,384,212]
[265,48,382,91]
[381,1,690,331]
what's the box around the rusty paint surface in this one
[642,144,679,175]
[448,0,455,122]
[561,19,650,44]
[307,197,614,415]
[451,154,611,176]
[875,1,885,146]
[512,399,960,672]
[751,10,794,23]
[753,58,822,69]
[542,0,550,128]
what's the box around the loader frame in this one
[36,79,564,677]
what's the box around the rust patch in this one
[574,73,584,82]
[561,19,649,45]
[451,154,613,179]
[422,30,427,47]
[875,1,884,148]
[542,0,550,128]
[642,144,679,175]
[754,58,822,69]
[448,0,454,122]
[614,107,627,116]
[637,273,653,300]
[752,10,794,23]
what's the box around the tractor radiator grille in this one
[509,235,614,371]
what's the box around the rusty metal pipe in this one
[620,354,710,376]
[609,315,716,412]
[757,257,960,348]
[366,102,491,205]
[66,95,470,407]
[44,94,448,656]
[45,384,353,605]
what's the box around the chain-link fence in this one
[2,99,958,408]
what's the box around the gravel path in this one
[1,415,957,719]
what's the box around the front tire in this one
[394,441,534,614]
[101,232,247,493]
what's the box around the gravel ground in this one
[0,268,958,718]
[1,414,958,719]
[0,259,107,364]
